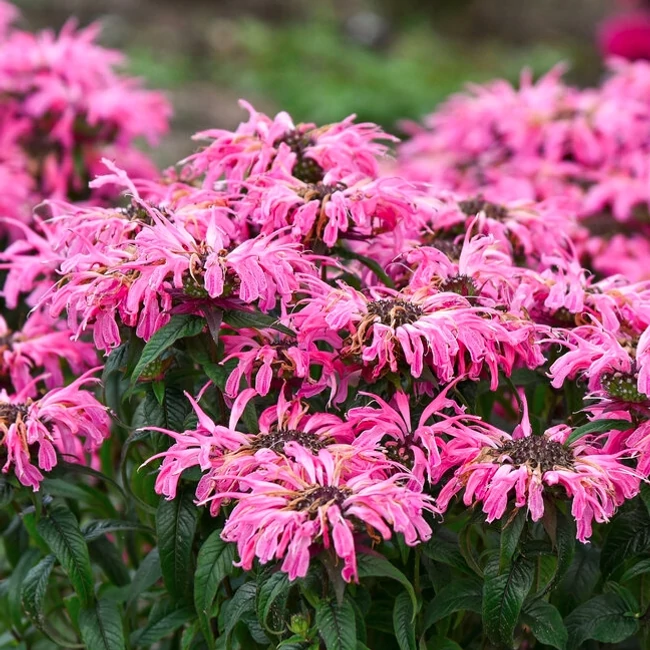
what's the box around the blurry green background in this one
[14,0,613,164]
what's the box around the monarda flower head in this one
[549,324,650,404]
[217,449,434,582]
[0,370,110,490]
[144,387,368,514]
[0,311,96,396]
[181,100,395,188]
[297,279,543,389]
[0,17,170,204]
[437,401,640,541]
[240,171,420,248]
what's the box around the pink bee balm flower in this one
[183,100,395,187]
[218,449,434,582]
[437,402,640,541]
[0,369,110,490]
[0,310,97,396]
[297,279,543,389]
[144,387,367,513]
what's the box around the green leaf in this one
[393,591,416,650]
[130,314,205,384]
[222,309,294,335]
[522,600,567,650]
[130,599,194,646]
[601,504,650,578]
[194,529,236,648]
[565,419,632,445]
[500,509,526,571]
[256,570,291,635]
[156,488,200,603]
[565,593,639,648]
[78,598,125,650]
[423,576,482,629]
[425,637,463,650]
[89,537,131,587]
[36,503,94,606]
[7,548,40,628]
[127,548,161,608]
[40,478,116,518]
[82,519,154,542]
[621,558,650,583]
[0,477,13,508]
[21,554,78,646]
[357,554,417,616]
[482,556,535,646]
[422,528,469,573]
[224,583,257,638]
[316,598,357,650]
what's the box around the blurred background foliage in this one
[14,0,613,163]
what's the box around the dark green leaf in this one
[565,593,639,648]
[7,548,40,628]
[21,555,77,646]
[566,419,632,445]
[0,477,13,508]
[316,598,357,650]
[500,509,526,571]
[82,519,153,542]
[194,529,236,648]
[127,548,162,608]
[257,571,291,635]
[393,591,416,650]
[36,503,94,606]
[222,309,294,335]
[89,537,131,586]
[423,576,482,629]
[482,556,535,646]
[621,558,650,583]
[131,314,205,384]
[601,505,650,578]
[130,599,194,646]
[522,600,567,650]
[422,528,469,573]
[79,598,125,650]
[156,489,200,603]
[425,637,462,650]
[224,583,257,638]
[357,554,417,615]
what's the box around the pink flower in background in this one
[599,11,650,61]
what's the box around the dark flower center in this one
[291,485,352,512]
[367,299,424,328]
[297,182,346,202]
[251,429,326,453]
[276,130,325,184]
[496,436,574,473]
[601,371,646,403]
[440,274,478,297]
[384,440,415,468]
[458,197,508,221]
[430,239,462,261]
[0,403,28,426]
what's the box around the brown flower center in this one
[0,403,28,426]
[251,429,326,453]
[367,299,424,328]
[495,436,574,473]
[458,196,509,221]
[290,485,352,513]
[439,274,478,297]
[276,130,325,184]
